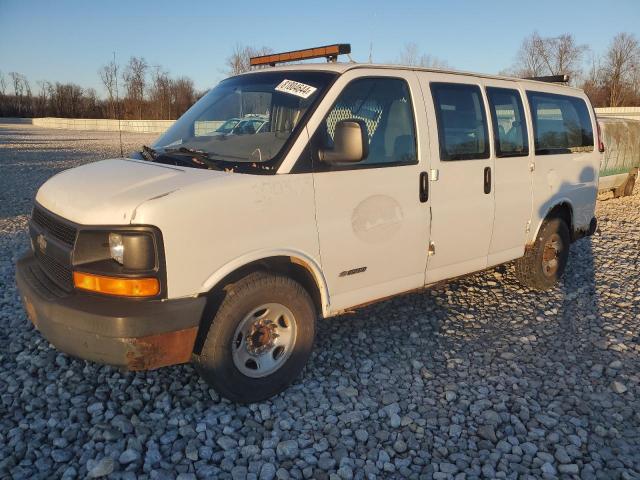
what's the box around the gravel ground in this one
[1,122,639,480]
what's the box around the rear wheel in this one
[194,271,316,403]
[515,217,570,290]
[623,174,636,196]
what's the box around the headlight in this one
[74,228,161,273]
[109,233,125,265]
[72,227,164,297]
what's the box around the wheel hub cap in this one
[542,233,561,277]
[232,303,297,378]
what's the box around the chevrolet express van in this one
[17,46,602,402]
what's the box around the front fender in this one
[199,248,331,317]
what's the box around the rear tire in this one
[515,217,570,290]
[623,174,636,196]
[194,271,316,403]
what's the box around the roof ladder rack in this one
[524,74,570,84]
[250,44,351,67]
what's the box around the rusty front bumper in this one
[16,252,206,370]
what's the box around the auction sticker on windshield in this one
[275,79,317,99]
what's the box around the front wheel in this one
[515,217,570,290]
[194,272,316,403]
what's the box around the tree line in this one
[505,31,640,107]
[0,32,638,120]
[223,33,640,108]
[0,57,200,119]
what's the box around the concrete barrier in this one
[4,107,640,133]
[595,107,640,121]
[27,117,176,134]
[0,117,35,124]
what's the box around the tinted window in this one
[486,87,528,157]
[431,83,489,160]
[312,77,417,170]
[526,91,594,155]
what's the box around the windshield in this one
[153,71,336,172]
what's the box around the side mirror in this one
[319,119,368,164]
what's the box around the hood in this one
[36,158,229,224]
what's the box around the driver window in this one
[311,77,417,171]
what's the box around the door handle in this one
[419,171,428,202]
[483,167,491,194]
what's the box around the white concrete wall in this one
[5,107,640,133]
[595,107,640,121]
[27,117,175,134]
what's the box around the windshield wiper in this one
[141,145,157,161]
[163,147,224,170]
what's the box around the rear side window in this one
[486,87,528,157]
[431,83,489,161]
[526,91,594,155]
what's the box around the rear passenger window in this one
[431,83,489,161]
[486,87,528,157]
[527,92,594,155]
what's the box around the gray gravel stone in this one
[276,440,299,460]
[118,448,140,464]
[87,457,114,478]
[1,123,640,480]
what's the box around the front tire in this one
[515,217,570,290]
[194,272,316,403]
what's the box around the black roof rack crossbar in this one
[524,74,570,84]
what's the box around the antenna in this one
[113,51,124,157]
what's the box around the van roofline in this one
[232,62,583,92]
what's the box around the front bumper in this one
[16,252,207,370]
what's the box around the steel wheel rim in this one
[231,303,297,378]
[542,233,561,277]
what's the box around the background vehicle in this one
[597,117,640,197]
[16,45,601,402]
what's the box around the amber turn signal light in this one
[73,272,160,297]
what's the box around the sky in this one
[1,0,639,97]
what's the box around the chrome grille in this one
[34,249,73,291]
[32,206,77,246]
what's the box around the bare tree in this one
[509,32,587,82]
[397,43,448,68]
[34,80,50,116]
[603,32,640,107]
[9,72,31,116]
[225,44,273,75]
[0,71,6,116]
[581,52,609,107]
[122,56,148,119]
[99,60,118,119]
[171,77,197,118]
[149,66,172,119]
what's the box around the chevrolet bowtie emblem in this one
[36,234,47,252]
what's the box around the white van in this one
[17,45,602,402]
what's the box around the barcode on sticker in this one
[275,79,317,99]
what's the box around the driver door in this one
[306,71,431,313]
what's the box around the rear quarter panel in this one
[523,85,601,243]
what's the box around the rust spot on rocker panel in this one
[124,327,198,370]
